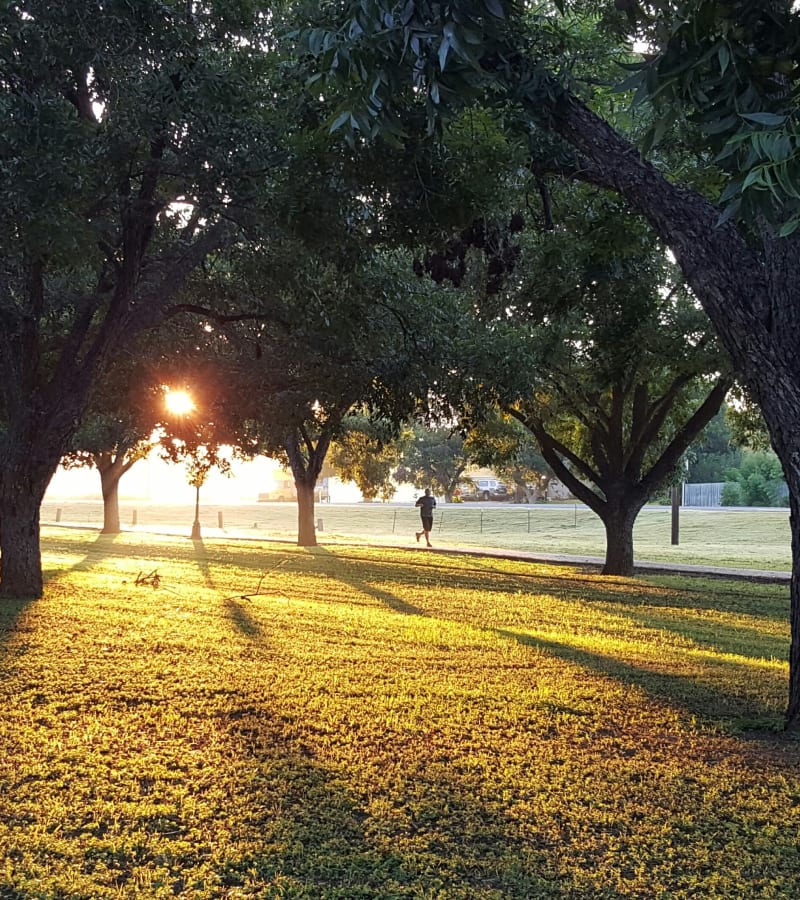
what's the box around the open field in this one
[40,500,793,571]
[1,529,799,897]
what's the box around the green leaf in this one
[717,43,730,75]
[742,167,766,191]
[715,198,741,227]
[329,110,352,133]
[739,112,787,127]
[438,36,451,72]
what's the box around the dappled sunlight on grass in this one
[1,530,798,897]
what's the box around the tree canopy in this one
[301,0,800,728]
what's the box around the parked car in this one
[461,478,510,501]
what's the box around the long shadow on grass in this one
[310,546,427,616]
[324,551,787,624]
[498,628,785,727]
[190,536,217,589]
[605,604,788,664]
[42,530,123,583]
[213,710,557,897]
[0,597,35,662]
[223,596,263,639]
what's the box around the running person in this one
[415,489,436,548]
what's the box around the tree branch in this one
[639,376,732,495]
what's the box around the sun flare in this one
[164,388,195,415]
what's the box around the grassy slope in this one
[1,529,798,898]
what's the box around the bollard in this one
[527,510,531,533]
[218,511,224,529]
[55,508,62,523]
[253,522,259,529]
[392,510,398,533]
[131,509,138,526]
[317,518,324,532]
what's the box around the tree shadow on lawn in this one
[42,529,123,583]
[0,595,35,660]
[190,535,217,589]
[223,595,263,639]
[308,546,427,617]
[498,628,787,731]
[322,551,787,663]
[223,544,787,669]
[399,556,788,662]
[205,712,558,898]
[308,548,787,623]
[604,603,788,665]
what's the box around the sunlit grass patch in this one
[1,530,798,897]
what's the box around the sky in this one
[44,453,413,504]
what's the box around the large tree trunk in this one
[285,429,333,548]
[787,482,800,731]
[296,479,317,547]
[600,501,641,576]
[97,454,122,534]
[0,450,58,599]
[759,400,800,731]
[95,450,139,535]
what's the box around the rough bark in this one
[0,443,59,599]
[296,480,318,547]
[599,496,645,577]
[0,173,231,599]
[763,408,800,731]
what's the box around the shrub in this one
[721,482,742,506]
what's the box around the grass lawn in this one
[1,528,799,898]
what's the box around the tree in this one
[462,195,731,574]
[0,1,291,597]
[165,243,460,545]
[330,416,409,501]
[60,330,184,533]
[303,0,800,727]
[464,413,554,503]
[63,416,153,536]
[394,426,473,502]
[158,426,232,540]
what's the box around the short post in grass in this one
[480,510,483,533]
[218,510,224,529]
[131,509,137,526]
[438,511,443,532]
[527,510,531,532]
[392,510,397,533]
[191,482,202,540]
[55,508,62,523]
[671,484,680,545]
